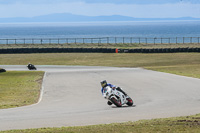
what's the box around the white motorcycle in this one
[102,86,133,107]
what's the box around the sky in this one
[0,0,199,18]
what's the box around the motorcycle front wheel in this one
[110,97,122,107]
[126,97,133,106]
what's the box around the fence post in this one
[183,37,184,44]
[130,37,132,44]
[15,39,16,44]
[98,38,101,45]
[107,37,109,44]
[169,38,170,44]
[66,39,68,44]
[145,38,147,44]
[139,37,140,44]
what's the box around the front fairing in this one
[102,86,113,99]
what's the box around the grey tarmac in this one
[0,65,200,131]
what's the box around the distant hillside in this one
[0,13,200,23]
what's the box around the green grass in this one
[147,65,200,79]
[0,53,200,78]
[0,71,44,109]
[2,114,200,133]
[0,53,199,66]
[1,53,200,132]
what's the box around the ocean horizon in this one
[0,20,200,27]
[0,21,199,44]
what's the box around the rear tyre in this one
[126,97,133,106]
[110,97,122,107]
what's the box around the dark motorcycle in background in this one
[27,64,37,70]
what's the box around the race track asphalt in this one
[0,65,200,131]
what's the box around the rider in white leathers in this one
[100,80,127,105]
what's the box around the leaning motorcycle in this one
[102,86,133,107]
[27,64,37,70]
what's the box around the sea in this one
[0,21,200,44]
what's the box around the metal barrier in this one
[0,37,200,45]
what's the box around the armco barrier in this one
[0,47,200,54]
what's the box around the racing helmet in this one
[101,80,107,88]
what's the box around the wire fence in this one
[0,37,200,45]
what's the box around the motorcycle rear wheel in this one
[110,97,122,107]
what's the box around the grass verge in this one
[0,53,199,66]
[0,53,200,132]
[0,43,200,49]
[1,114,200,133]
[0,71,44,109]
[0,53,200,78]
